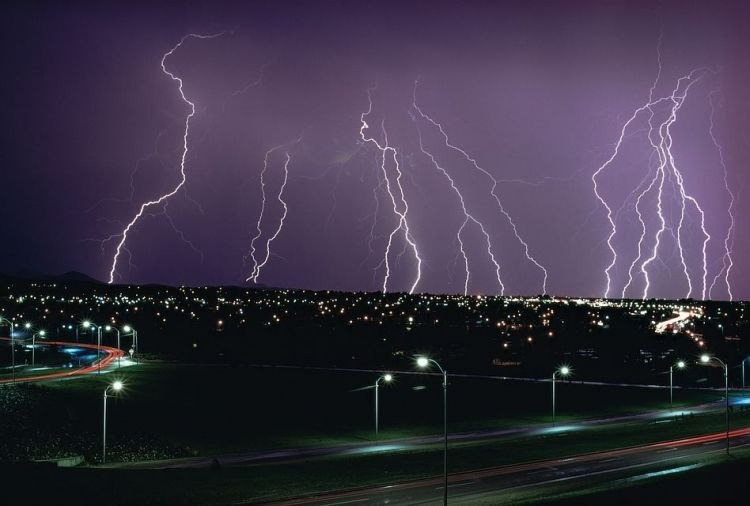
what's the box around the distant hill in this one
[48,271,103,284]
[0,270,103,284]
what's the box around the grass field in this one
[2,362,749,504]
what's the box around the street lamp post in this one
[374,373,393,436]
[669,360,686,412]
[742,358,747,389]
[0,317,15,383]
[552,365,571,427]
[31,330,46,367]
[102,380,123,464]
[105,326,121,368]
[122,325,138,359]
[416,356,447,506]
[700,354,729,454]
[83,320,103,374]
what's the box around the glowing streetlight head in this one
[677,360,686,369]
[123,325,132,333]
[416,356,430,368]
[559,366,570,376]
[383,374,393,382]
[112,381,123,391]
[24,322,32,329]
[700,354,710,363]
[39,330,46,337]
[105,325,112,331]
[82,321,91,328]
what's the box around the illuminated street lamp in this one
[82,320,103,374]
[552,365,571,427]
[104,325,121,368]
[699,354,729,454]
[102,380,124,463]
[0,316,15,383]
[122,325,138,357]
[31,330,46,367]
[374,373,393,436]
[669,360,686,412]
[416,356,448,506]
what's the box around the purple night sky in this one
[1,0,748,300]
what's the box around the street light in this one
[82,320,103,374]
[104,325,121,368]
[31,330,46,367]
[122,325,138,358]
[741,357,748,389]
[699,354,729,454]
[669,360,686,412]
[102,380,124,463]
[374,373,393,436]
[0,316,15,383]
[552,365,571,427]
[416,356,448,506]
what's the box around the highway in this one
[105,400,731,470]
[0,337,125,384]
[263,428,750,505]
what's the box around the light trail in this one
[359,87,422,294]
[105,33,225,284]
[411,82,548,295]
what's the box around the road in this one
[0,337,125,384]
[262,427,750,505]
[105,400,731,470]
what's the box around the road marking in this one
[657,447,678,453]
[323,499,370,505]
[599,457,621,463]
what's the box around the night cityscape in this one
[2,1,750,505]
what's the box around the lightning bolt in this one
[707,90,735,301]
[593,38,716,299]
[246,139,300,283]
[359,87,422,294]
[105,32,225,284]
[411,82,548,295]
[411,112,504,296]
[245,148,292,283]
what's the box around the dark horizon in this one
[2,0,749,300]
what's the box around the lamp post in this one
[552,365,571,427]
[0,316,14,383]
[122,325,137,358]
[741,358,747,389]
[102,380,123,464]
[83,320,103,374]
[700,354,729,454]
[416,356,447,505]
[374,373,393,436]
[669,360,686,412]
[104,326,121,368]
[31,330,46,367]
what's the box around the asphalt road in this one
[263,427,750,505]
[0,337,125,384]
[105,400,726,470]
